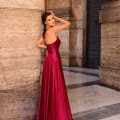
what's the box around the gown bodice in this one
[46,37,60,53]
[45,36,61,55]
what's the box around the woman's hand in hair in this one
[47,11,71,32]
[48,11,55,17]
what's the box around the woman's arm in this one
[49,11,71,32]
[36,36,47,48]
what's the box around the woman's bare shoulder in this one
[45,29,57,44]
[45,28,56,37]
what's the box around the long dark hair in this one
[41,11,51,38]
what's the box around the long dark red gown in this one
[36,36,73,120]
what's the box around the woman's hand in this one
[36,36,47,49]
[47,10,71,32]
[48,11,56,17]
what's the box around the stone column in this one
[99,0,120,90]
[0,0,44,120]
[69,0,87,66]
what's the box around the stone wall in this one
[0,0,44,119]
[99,0,120,90]
[69,0,86,66]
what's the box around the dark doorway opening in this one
[85,0,111,68]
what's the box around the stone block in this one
[99,0,120,90]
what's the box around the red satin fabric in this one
[36,36,73,120]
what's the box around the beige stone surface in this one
[99,67,120,90]
[99,0,120,90]
[69,28,83,66]
[100,5,120,23]
[0,8,41,90]
[0,83,39,120]
[0,0,44,10]
[69,0,86,66]
[101,0,120,9]
[46,0,70,9]
[0,1,44,119]
[101,23,120,68]
[58,29,70,66]
[71,0,85,20]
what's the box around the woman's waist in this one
[46,50,59,54]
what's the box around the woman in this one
[36,11,73,120]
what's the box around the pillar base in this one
[99,67,120,90]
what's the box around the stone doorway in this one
[85,0,111,68]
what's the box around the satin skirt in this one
[36,52,73,120]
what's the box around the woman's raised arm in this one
[49,11,71,32]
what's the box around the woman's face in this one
[45,15,55,27]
